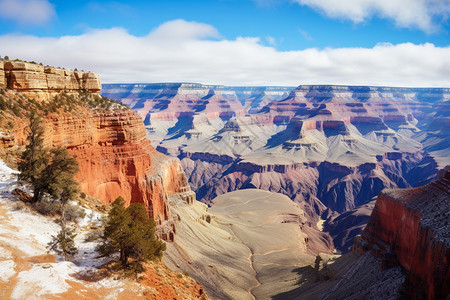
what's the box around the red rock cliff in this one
[356,168,450,299]
[44,108,193,224]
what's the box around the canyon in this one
[310,167,449,300]
[355,166,450,299]
[0,57,448,299]
[103,83,449,253]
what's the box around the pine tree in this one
[18,110,48,203]
[47,217,78,261]
[98,197,166,272]
[98,196,130,264]
[44,147,79,204]
[18,110,79,204]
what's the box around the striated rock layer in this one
[44,109,193,223]
[1,60,101,101]
[355,167,450,299]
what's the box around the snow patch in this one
[11,263,75,299]
[0,158,133,297]
[0,260,15,282]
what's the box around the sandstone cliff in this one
[355,167,450,299]
[1,59,100,101]
[43,109,191,224]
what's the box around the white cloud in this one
[0,0,55,26]
[295,0,450,33]
[0,19,449,87]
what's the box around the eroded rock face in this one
[2,60,101,101]
[355,168,450,299]
[0,60,198,224]
[41,109,192,223]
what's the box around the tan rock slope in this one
[164,189,333,300]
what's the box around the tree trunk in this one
[120,248,127,265]
[32,189,40,203]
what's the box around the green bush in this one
[64,204,86,221]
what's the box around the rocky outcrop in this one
[1,104,193,225]
[0,60,5,89]
[1,60,101,101]
[355,168,450,299]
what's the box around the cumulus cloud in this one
[0,19,449,87]
[0,0,55,25]
[295,0,450,33]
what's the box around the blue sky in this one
[0,0,449,86]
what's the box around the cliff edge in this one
[0,59,100,101]
[355,166,450,299]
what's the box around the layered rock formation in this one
[285,85,450,103]
[354,167,450,300]
[104,82,449,252]
[43,109,192,223]
[101,83,293,119]
[1,59,100,101]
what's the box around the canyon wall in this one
[1,59,101,101]
[44,109,192,223]
[355,168,450,299]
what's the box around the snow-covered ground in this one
[0,160,150,299]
